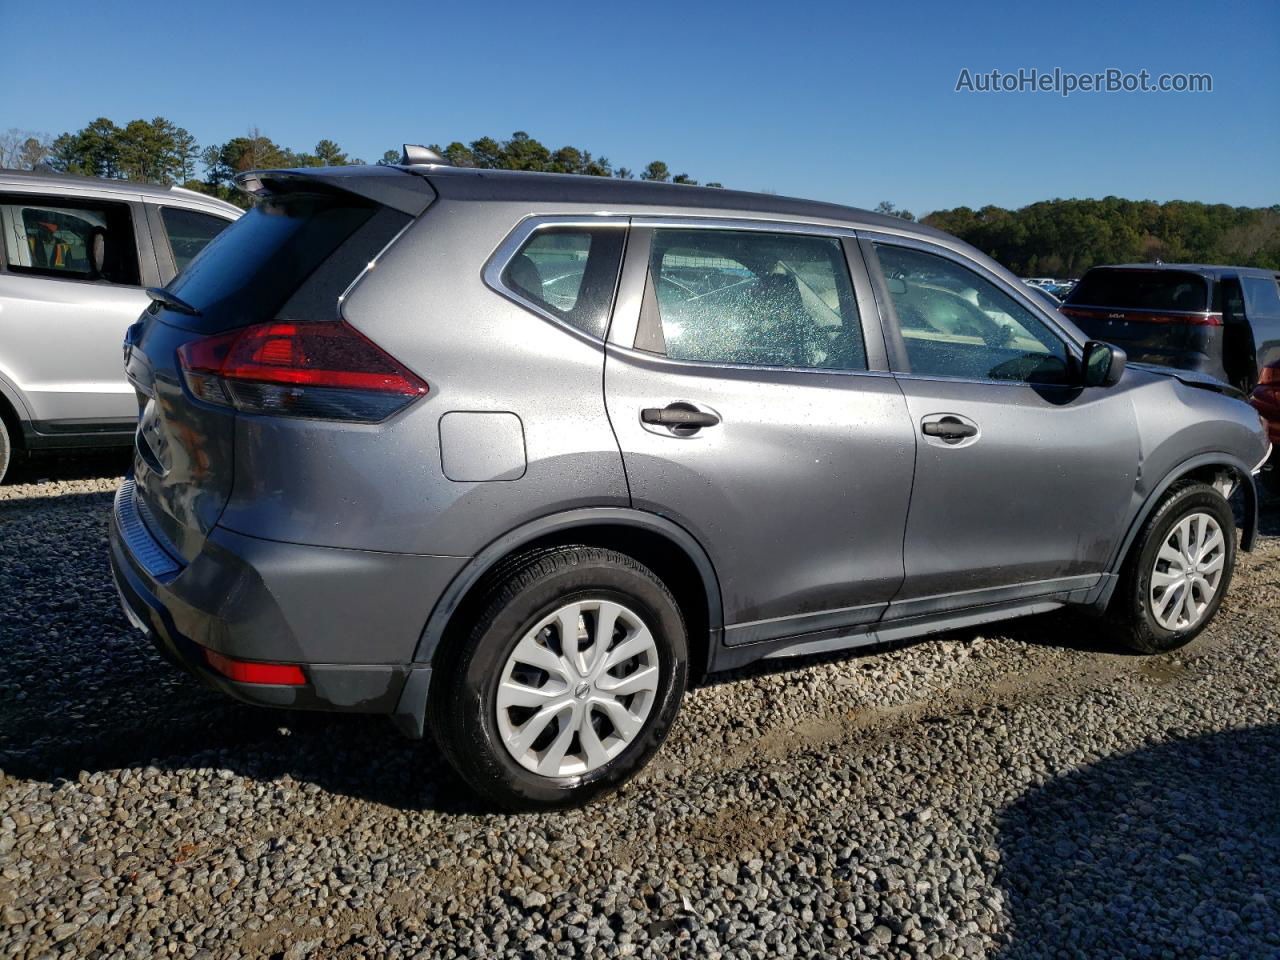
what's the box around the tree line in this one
[0,118,718,209]
[4,119,1276,271]
[923,197,1280,274]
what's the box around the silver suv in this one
[0,170,240,479]
[109,152,1269,808]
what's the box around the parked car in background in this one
[1027,285,1063,308]
[0,170,240,480]
[111,154,1269,808]
[1061,264,1280,392]
[1061,264,1280,485]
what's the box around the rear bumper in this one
[109,477,464,721]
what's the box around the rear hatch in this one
[124,167,433,563]
[1061,268,1217,362]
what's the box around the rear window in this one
[164,191,398,332]
[1066,269,1208,312]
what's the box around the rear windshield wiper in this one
[145,287,201,317]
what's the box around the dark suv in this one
[1061,263,1280,391]
[110,152,1269,808]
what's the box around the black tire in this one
[428,546,688,810]
[1106,481,1236,654]
[0,417,11,484]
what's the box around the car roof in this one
[1090,263,1280,280]
[406,164,954,239]
[0,168,242,217]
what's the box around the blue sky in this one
[6,0,1276,214]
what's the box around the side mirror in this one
[1082,340,1126,388]
[885,276,907,295]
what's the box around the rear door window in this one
[0,193,140,285]
[1068,269,1208,312]
[500,226,625,339]
[161,207,233,271]
[643,228,865,370]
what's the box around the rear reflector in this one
[178,320,427,422]
[205,649,307,685]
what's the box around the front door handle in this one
[921,416,977,441]
[641,403,720,429]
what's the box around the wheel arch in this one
[1091,451,1258,612]
[0,370,31,452]
[412,508,724,684]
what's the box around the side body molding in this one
[410,507,725,666]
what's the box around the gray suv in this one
[0,170,240,480]
[109,152,1270,808]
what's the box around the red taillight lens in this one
[177,321,427,422]
[204,649,306,686]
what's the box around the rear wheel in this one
[429,546,688,809]
[1107,481,1235,653]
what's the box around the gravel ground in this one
[1,454,1277,959]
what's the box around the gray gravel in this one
[1,456,1278,958]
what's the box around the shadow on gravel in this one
[1,449,131,486]
[995,725,1280,958]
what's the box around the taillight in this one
[177,320,427,422]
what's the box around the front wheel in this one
[428,546,688,809]
[1107,480,1236,653]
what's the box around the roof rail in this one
[401,144,449,165]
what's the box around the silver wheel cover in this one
[495,599,660,778]
[1149,512,1226,631]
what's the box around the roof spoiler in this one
[234,165,436,217]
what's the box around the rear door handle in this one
[641,403,720,429]
[921,416,977,441]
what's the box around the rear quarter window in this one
[161,207,233,271]
[499,225,625,339]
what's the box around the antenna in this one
[401,144,449,165]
